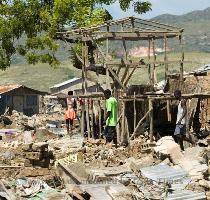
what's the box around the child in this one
[65,105,76,135]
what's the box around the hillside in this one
[1,52,210,91]
[2,8,210,91]
[0,61,81,92]
[152,7,210,52]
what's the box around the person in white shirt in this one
[174,90,195,150]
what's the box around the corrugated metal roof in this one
[141,164,188,182]
[50,77,81,89]
[166,190,206,200]
[140,164,206,200]
[0,84,21,94]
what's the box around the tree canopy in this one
[0,0,152,69]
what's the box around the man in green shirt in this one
[104,89,118,147]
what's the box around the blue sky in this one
[104,0,210,19]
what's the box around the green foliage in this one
[0,0,152,69]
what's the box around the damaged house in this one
[0,84,46,116]
[50,77,104,95]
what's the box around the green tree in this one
[0,0,151,69]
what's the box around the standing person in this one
[65,105,76,135]
[104,89,118,148]
[174,90,194,150]
[67,91,77,110]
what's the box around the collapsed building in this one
[0,17,209,199]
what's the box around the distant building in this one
[50,77,104,95]
[0,84,46,116]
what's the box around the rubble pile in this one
[22,142,54,168]
[0,108,209,199]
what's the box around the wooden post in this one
[85,99,91,139]
[121,101,126,144]
[98,99,102,138]
[179,35,184,81]
[134,92,136,132]
[131,17,135,32]
[81,100,85,136]
[84,41,88,92]
[90,98,94,138]
[117,100,121,144]
[123,40,128,61]
[152,38,157,84]
[123,63,138,86]
[106,26,110,89]
[164,34,168,80]
[167,100,171,122]
[83,40,91,138]
[149,99,154,142]
[130,109,151,140]
[125,117,130,143]
[148,38,151,84]
[81,42,85,136]
[186,99,190,135]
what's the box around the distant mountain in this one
[10,7,210,65]
[152,7,210,52]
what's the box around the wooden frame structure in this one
[57,16,210,143]
[57,16,185,88]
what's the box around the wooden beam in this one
[130,109,151,140]
[106,26,110,89]
[92,39,106,60]
[121,101,126,143]
[74,51,83,64]
[116,64,123,76]
[152,37,157,84]
[131,17,135,32]
[58,162,84,184]
[179,35,184,81]
[90,98,94,138]
[167,100,171,122]
[123,63,138,86]
[98,99,102,138]
[106,60,190,67]
[120,59,130,85]
[94,32,181,40]
[149,99,154,142]
[148,38,151,83]
[107,66,126,90]
[134,92,136,132]
[164,34,168,80]
[122,40,128,60]
[85,99,91,139]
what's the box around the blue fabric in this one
[174,124,186,135]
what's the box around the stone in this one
[154,136,184,165]
[128,155,154,172]
[18,167,51,177]
[206,191,210,200]
[180,147,208,180]
[199,179,210,189]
